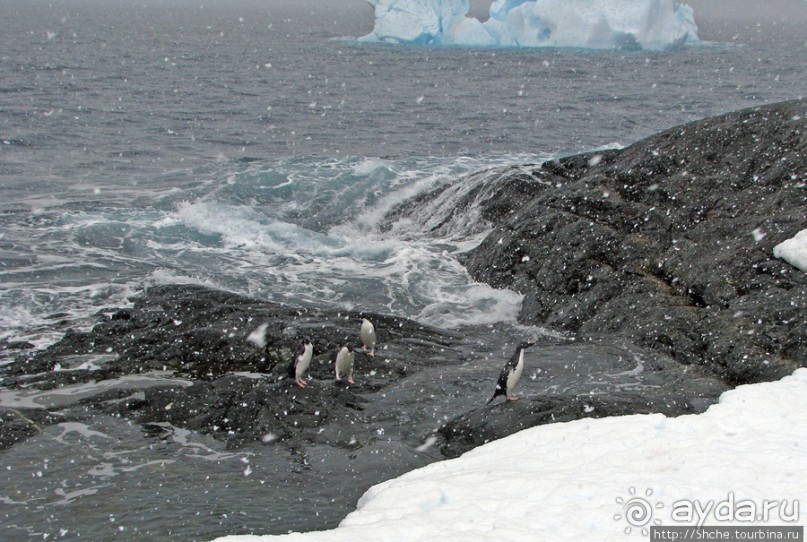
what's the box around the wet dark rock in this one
[439,385,717,458]
[126,376,371,450]
[440,395,651,458]
[379,164,556,238]
[6,284,454,380]
[0,284,460,451]
[0,408,64,450]
[0,338,36,351]
[3,101,802,465]
[437,335,728,457]
[421,98,806,386]
[0,284,729,457]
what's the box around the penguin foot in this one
[506,396,520,401]
[295,378,308,388]
[348,378,355,384]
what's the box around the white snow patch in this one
[773,228,807,272]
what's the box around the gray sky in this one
[685,0,807,21]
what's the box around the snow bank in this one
[214,368,807,542]
[774,228,807,272]
[360,0,699,50]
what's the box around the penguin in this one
[288,338,314,388]
[487,340,536,404]
[360,318,376,357]
[335,345,355,384]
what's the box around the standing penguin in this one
[334,345,355,384]
[360,318,376,357]
[289,338,314,388]
[487,340,536,404]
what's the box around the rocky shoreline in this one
[0,285,461,450]
[453,98,805,384]
[1,99,804,463]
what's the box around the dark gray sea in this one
[1,0,805,540]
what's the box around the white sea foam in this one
[145,268,218,289]
[153,155,540,329]
[0,283,136,355]
[350,157,393,177]
[52,354,118,372]
[0,373,193,410]
[53,486,105,506]
[146,422,247,462]
[54,422,114,442]
[1,153,546,354]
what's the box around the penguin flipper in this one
[486,384,504,405]
[487,365,512,404]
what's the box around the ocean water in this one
[2,0,806,351]
[1,0,806,539]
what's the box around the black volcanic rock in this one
[8,284,455,381]
[1,284,459,450]
[440,390,701,459]
[0,285,729,456]
[458,98,806,385]
[0,408,64,450]
[4,102,802,463]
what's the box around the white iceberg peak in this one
[360,0,699,50]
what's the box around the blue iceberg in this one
[360,0,699,50]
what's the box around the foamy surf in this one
[0,153,548,358]
[1,154,545,356]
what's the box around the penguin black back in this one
[487,340,535,404]
[288,338,313,378]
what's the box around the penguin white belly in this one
[506,351,525,395]
[360,318,376,351]
[335,347,354,380]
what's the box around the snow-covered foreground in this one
[215,369,807,541]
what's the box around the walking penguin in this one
[335,344,356,384]
[487,340,536,404]
[360,317,376,357]
[289,338,314,388]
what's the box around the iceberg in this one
[360,0,699,50]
